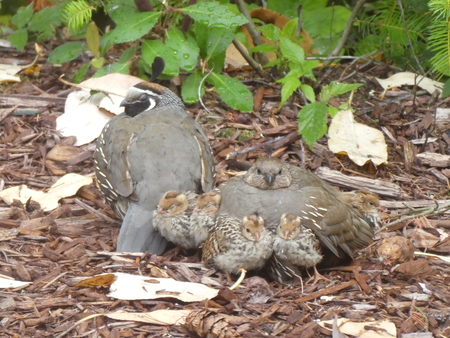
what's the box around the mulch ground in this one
[1,50,450,338]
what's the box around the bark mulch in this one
[1,60,450,338]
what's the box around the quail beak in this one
[156,209,166,215]
[283,231,291,239]
[265,173,274,185]
[254,232,261,241]
[193,208,200,213]
[120,99,131,107]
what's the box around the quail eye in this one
[256,169,262,175]
[139,95,148,102]
[245,228,251,233]
[278,169,282,175]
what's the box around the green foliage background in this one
[3,0,450,146]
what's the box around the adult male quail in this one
[94,80,215,254]
[202,213,273,281]
[153,191,199,249]
[190,192,222,247]
[217,157,375,261]
[266,213,324,285]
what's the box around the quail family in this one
[94,64,378,284]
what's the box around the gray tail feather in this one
[116,203,168,255]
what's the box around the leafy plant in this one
[355,0,431,71]
[428,0,450,78]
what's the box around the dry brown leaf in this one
[406,228,440,249]
[376,236,415,264]
[77,274,116,287]
[0,173,93,211]
[328,110,388,166]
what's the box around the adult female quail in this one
[94,81,215,254]
[217,157,375,262]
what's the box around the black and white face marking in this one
[120,83,163,117]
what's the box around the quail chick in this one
[339,190,380,226]
[190,192,222,247]
[267,213,326,286]
[202,213,273,282]
[153,191,199,249]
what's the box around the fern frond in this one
[427,1,450,77]
[63,0,95,33]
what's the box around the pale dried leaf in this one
[0,174,93,211]
[0,276,31,288]
[0,54,39,83]
[405,228,440,249]
[376,72,443,95]
[318,318,396,338]
[105,272,219,302]
[106,309,191,325]
[56,90,116,146]
[328,110,388,166]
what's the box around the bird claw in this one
[307,266,330,286]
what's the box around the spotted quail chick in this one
[190,192,222,247]
[267,214,325,285]
[202,213,273,282]
[153,191,199,249]
[339,190,380,226]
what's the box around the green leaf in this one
[304,6,351,37]
[256,24,281,42]
[119,46,136,63]
[108,5,139,25]
[277,76,300,107]
[141,40,179,77]
[11,3,33,29]
[250,44,277,53]
[300,84,315,103]
[267,0,327,18]
[442,78,450,98]
[298,101,328,147]
[165,27,199,72]
[94,62,131,77]
[73,63,90,83]
[48,42,83,64]
[194,23,234,59]
[105,12,160,44]
[207,52,226,72]
[182,72,205,104]
[328,106,339,117]
[91,57,105,69]
[182,2,248,28]
[320,83,362,102]
[279,37,305,64]
[210,73,253,112]
[28,4,63,33]
[86,22,100,58]
[8,28,28,51]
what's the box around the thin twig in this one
[229,268,247,290]
[232,38,266,78]
[198,67,214,114]
[226,134,295,159]
[324,0,367,67]
[74,198,118,224]
[234,0,269,65]
[396,0,424,75]
[376,202,450,233]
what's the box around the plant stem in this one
[234,0,269,66]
